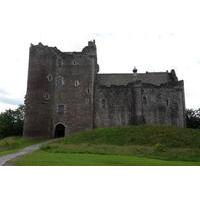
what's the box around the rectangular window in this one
[57,104,64,114]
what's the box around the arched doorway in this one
[54,123,65,138]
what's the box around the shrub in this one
[186,108,200,129]
[154,143,165,152]
[0,105,24,139]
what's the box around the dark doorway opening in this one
[54,123,65,138]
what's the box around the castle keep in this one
[23,41,185,138]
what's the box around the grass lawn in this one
[8,125,200,166]
[9,150,200,166]
[0,136,45,156]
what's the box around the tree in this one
[0,105,25,138]
[185,108,200,129]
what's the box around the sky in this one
[0,0,199,112]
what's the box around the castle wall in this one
[23,44,56,138]
[94,85,133,127]
[53,51,97,134]
[141,81,185,127]
[94,81,185,128]
[24,41,98,138]
[94,82,146,127]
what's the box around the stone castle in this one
[23,40,185,138]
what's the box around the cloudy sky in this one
[0,0,199,112]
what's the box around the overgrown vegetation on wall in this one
[0,105,24,138]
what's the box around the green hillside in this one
[62,125,200,148]
[9,125,200,165]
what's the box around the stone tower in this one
[24,41,185,138]
[23,41,98,138]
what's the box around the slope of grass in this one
[40,143,200,162]
[0,136,45,156]
[9,125,200,165]
[9,151,200,166]
[62,125,200,148]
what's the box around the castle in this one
[23,40,185,138]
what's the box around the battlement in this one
[30,41,97,57]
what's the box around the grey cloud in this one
[0,95,23,105]
[0,88,23,105]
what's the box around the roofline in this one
[98,72,169,75]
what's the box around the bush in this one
[154,143,165,152]
[186,108,200,129]
[0,105,24,139]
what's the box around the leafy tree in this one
[0,105,25,138]
[185,108,200,129]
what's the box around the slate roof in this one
[96,72,171,86]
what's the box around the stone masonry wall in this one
[24,41,98,138]
[141,81,185,127]
[53,48,97,134]
[94,80,185,128]
[23,43,56,138]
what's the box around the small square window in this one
[57,104,64,114]
[56,76,64,87]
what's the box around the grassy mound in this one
[62,125,200,148]
[37,125,200,163]
[8,125,200,165]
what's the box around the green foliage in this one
[186,108,200,129]
[0,105,24,138]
